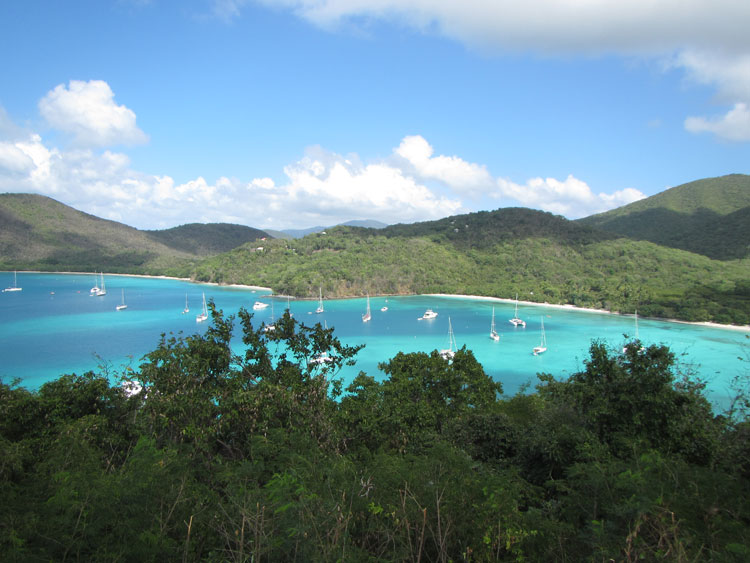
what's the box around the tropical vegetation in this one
[1,307,748,561]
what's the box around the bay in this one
[1,272,748,412]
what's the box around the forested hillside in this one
[146,222,269,255]
[2,307,748,560]
[579,174,750,259]
[194,209,750,324]
[0,194,265,275]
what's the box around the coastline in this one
[10,271,749,332]
[23,270,273,293]
[429,293,750,333]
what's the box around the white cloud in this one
[685,102,750,142]
[255,1,750,55]
[394,135,493,195]
[493,175,646,219]
[39,80,148,147]
[1,125,644,227]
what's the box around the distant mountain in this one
[341,219,389,229]
[578,174,750,260]
[275,219,389,239]
[146,223,269,256]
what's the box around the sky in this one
[1,1,749,231]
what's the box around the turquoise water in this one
[1,272,748,411]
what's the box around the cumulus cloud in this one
[1,121,644,228]
[394,135,493,195]
[39,80,148,147]
[492,175,646,219]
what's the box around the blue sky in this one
[1,0,749,230]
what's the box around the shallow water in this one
[1,272,747,411]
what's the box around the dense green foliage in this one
[2,311,749,561]
[579,174,750,260]
[195,212,750,325]
[146,223,269,256]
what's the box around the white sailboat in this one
[490,307,500,341]
[196,292,208,323]
[623,310,644,352]
[440,317,458,360]
[315,287,324,313]
[116,289,128,311]
[91,272,107,297]
[264,301,276,332]
[182,293,189,314]
[362,293,371,322]
[509,293,525,327]
[90,272,101,296]
[533,317,547,355]
[2,271,22,292]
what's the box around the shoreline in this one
[429,293,750,333]
[11,271,749,332]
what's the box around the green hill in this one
[146,223,269,256]
[0,194,263,275]
[194,208,750,325]
[578,174,750,259]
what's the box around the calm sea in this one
[1,272,748,411]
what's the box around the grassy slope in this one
[578,174,750,259]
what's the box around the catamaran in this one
[2,271,22,292]
[440,317,458,360]
[116,289,128,311]
[533,317,547,355]
[196,292,208,323]
[490,307,500,341]
[509,293,525,327]
[90,272,106,296]
[362,293,371,322]
[315,287,324,313]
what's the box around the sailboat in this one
[91,272,107,297]
[362,293,371,322]
[623,310,644,352]
[315,287,324,313]
[182,293,189,314]
[440,317,458,360]
[509,293,525,327]
[90,272,101,296]
[533,317,547,355]
[196,292,208,323]
[2,271,22,292]
[490,307,500,341]
[264,300,276,332]
[116,289,128,311]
